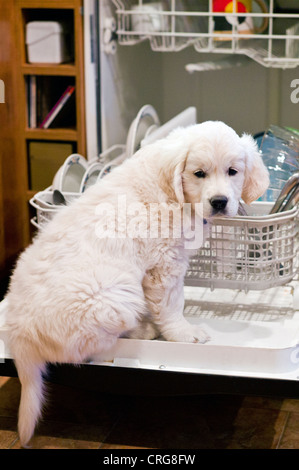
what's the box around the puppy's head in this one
[168,121,269,219]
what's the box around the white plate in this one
[80,162,104,193]
[141,107,197,147]
[52,154,88,193]
[97,161,119,181]
[126,105,160,158]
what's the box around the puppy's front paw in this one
[163,324,210,344]
[191,326,210,344]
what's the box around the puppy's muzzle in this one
[210,195,228,213]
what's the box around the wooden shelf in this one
[22,63,76,76]
[25,127,78,141]
[27,189,37,200]
[18,0,78,9]
[0,0,86,265]
[12,0,86,244]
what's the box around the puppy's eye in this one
[194,170,206,178]
[228,168,238,176]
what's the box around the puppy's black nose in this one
[210,196,228,212]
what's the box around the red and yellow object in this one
[213,1,251,13]
[212,0,268,37]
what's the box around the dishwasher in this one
[0,0,299,398]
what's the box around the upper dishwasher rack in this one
[111,0,299,69]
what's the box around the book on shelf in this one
[27,76,37,128]
[39,85,75,129]
[27,78,76,129]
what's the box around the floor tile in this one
[0,417,19,449]
[0,377,20,418]
[0,377,11,387]
[242,396,299,413]
[225,407,288,449]
[280,400,299,413]
[241,396,285,411]
[101,395,244,449]
[277,412,299,449]
[11,421,106,449]
[100,443,152,449]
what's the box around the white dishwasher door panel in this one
[1,284,299,381]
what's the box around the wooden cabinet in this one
[17,0,86,196]
[0,0,86,281]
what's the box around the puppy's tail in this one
[15,357,46,447]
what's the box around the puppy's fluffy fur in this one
[5,121,269,446]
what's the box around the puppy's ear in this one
[240,133,269,204]
[173,158,187,205]
[158,148,188,205]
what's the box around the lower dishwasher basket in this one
[186,202,298,292]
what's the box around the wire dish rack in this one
[111,0,299,68]
[185,202,298,292]
[30,189,80,229]
[30,191,299,293]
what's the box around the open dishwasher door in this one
[1,276,299,396]
[87,283,299,381]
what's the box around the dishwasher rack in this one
[186,202,298,292]
[29,189,299,295]
[111,0,299,68]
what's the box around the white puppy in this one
[5,121,269,446]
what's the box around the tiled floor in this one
[1,375,299,449]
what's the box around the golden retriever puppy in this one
[5,121,269,446]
